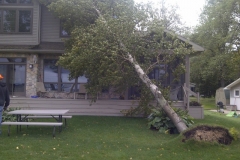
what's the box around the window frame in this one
[234,89,240,97]
[0,8,33,34]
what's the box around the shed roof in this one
[224,78,240,90]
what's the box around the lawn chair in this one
[217,101,224,113]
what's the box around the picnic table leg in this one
[19,114,22,132]
[58,115,62,132]
[8,125,10,136]
[53,126,56,137]
[16,114,21,133]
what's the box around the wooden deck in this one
[9,98,141,116]
[9,98,203,118]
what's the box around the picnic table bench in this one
[1,122,63,137]
[23,115,72,126]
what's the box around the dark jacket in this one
[0,82,10,108]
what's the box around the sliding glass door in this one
[0,58,26,97]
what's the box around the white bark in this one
[126,52,188,133]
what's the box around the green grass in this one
[190,97,216,110]
[1,98,240,159]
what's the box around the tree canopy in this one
[190,0,240,97]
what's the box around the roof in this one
[0,30,204,54]
[224,78,240,90]
[164,29,205,52]
[0,42,65,54]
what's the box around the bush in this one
[229,127,239,141]
[2,108,21,122]
[189,101,202,106]
[147,108,194,134]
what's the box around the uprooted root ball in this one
[182,125,233,145]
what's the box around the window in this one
[60,29,69,37]
[0,9,32,33]
[234,89,240,97]
[43,59,87,92]
[149,64,167,84]
[0,0,32,4]
[60,21,70,37]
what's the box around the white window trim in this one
[234,89,240,97]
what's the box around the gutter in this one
[0,49,65,54]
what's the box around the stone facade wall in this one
[26,54,39,97]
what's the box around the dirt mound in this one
[182,125,233,145]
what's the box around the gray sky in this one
[134,0,206,27]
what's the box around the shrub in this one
[147,107,194,134]
[2,108,21,122]
[229,127,239,141]
[189,101,202,106]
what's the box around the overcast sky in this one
[134,0,206,27]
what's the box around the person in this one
[0,74,10,134]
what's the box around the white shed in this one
[224,78,240,110]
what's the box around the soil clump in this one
[182,125,233,145]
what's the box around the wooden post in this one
[197,92,200,103]
[185,55,190,111]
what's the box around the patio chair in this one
[169,86,181,101]
[74,84,88,99]
[36,82,48,97]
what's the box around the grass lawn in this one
[191,97,216,110]
[0,98,240,159]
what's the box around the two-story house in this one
[0,0,88,98]
[0,0,206,118]
[0,0,204,105]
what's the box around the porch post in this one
[185,55,190,110]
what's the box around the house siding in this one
[40,5,62,42]
[229,84,240,110]
[0,1,40,45]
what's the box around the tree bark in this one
[126,53,188,133]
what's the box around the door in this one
[0,64,26,97]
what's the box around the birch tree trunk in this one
[126,52,188,133]
[94,5,188,133]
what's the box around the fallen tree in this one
[40,0,193,132]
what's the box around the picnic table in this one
[2,109,69,137]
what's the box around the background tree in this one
[190,0,240,97]
[39,0,194,132]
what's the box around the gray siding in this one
[0,1,40,45]
[40,6,62,42]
